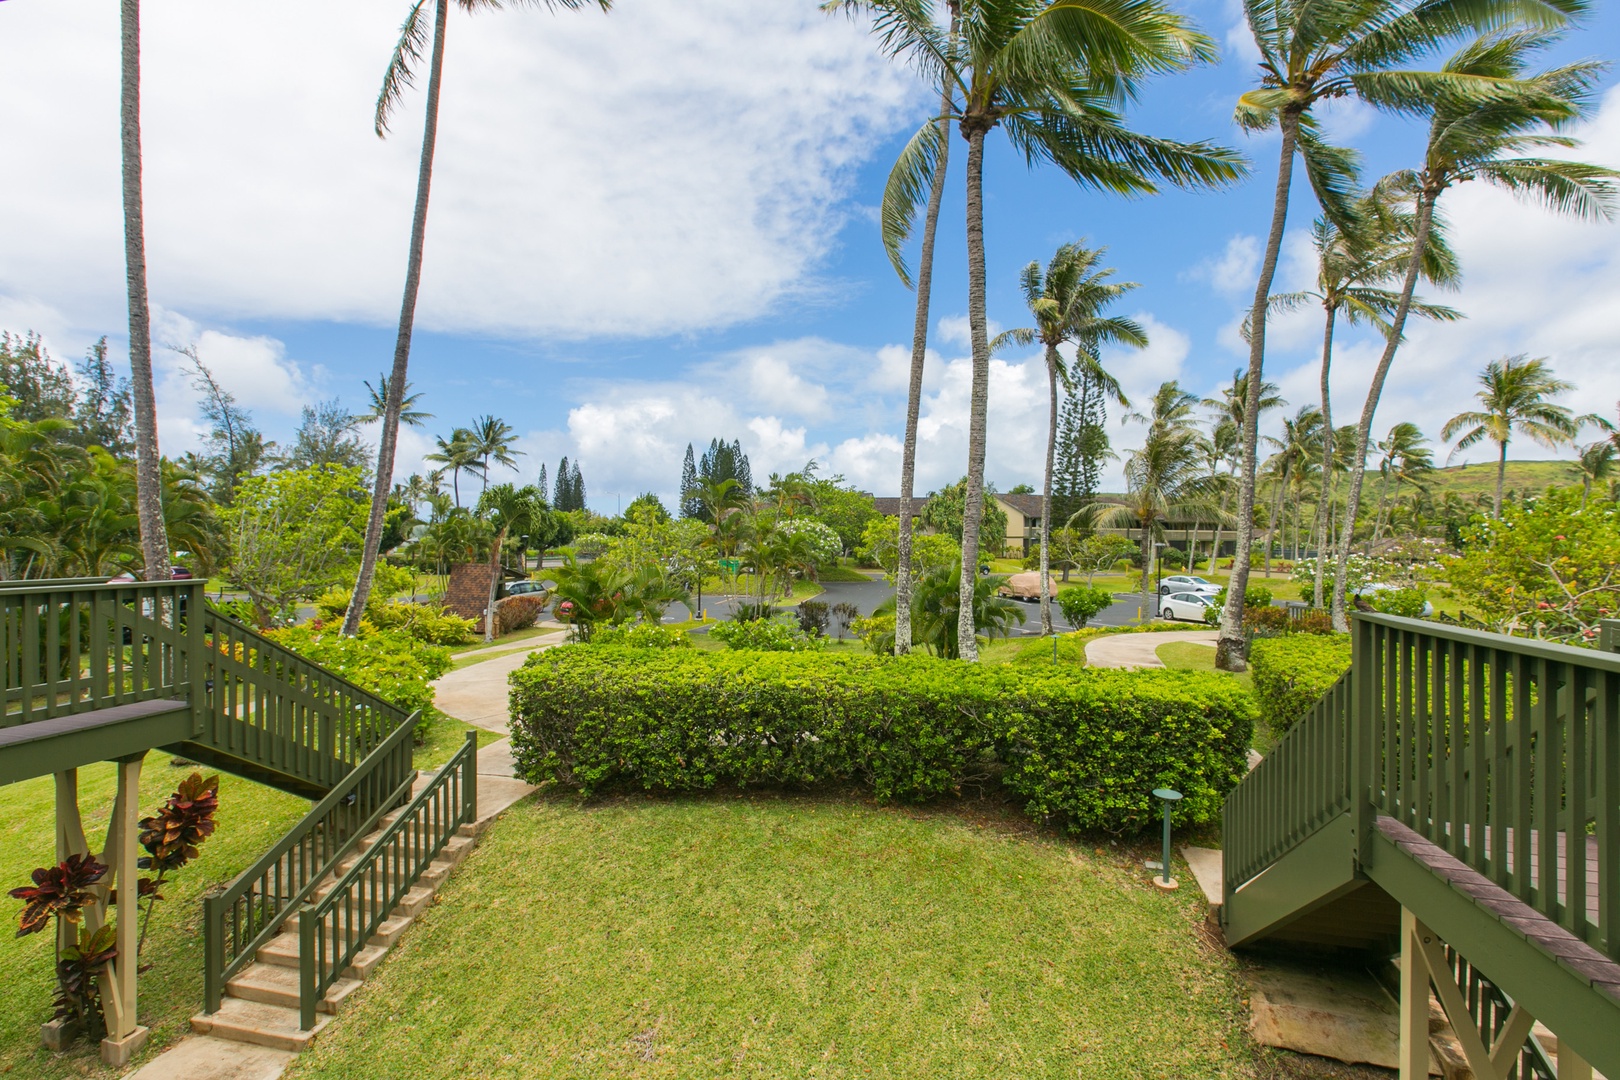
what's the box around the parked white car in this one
[1160,591,1217,622]
[1158,575,1221,597]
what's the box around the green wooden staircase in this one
[1222,613,1619,1078]
[1,577,479,1050]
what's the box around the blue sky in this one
[2,0,1617,512]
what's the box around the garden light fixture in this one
[1151,787,1181,890]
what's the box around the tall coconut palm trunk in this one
[1493,439,1509,518]
[346,0,449,636]
[1331,193,1436,630]
[1310,306,1336,607]
[121,0,170,582]
[1038,345,1059,635]
[958,122,992,662]
[896,88,953,656]
[1217,113,1298,670]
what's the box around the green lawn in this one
[286,794,1256,1080]
[0,716,484,1079]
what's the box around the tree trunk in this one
[1309,276,1340,609]
[121,0,170,583]
[1140,524,1154,618]
[1208,522,1222,575]
[1039,344,1059,636]
[1331,190,1437,630]
[1218,111,1299,670]
[896,79,953,657]
[957,121,991,663]
[484,525,505,643]
[1263,472,1286,577]
[1494,440,1507,518]
[1371,469,1392,552]
[346,0,449,636]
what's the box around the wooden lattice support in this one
[1400,909,1591,1080]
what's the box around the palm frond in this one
[879,116,951,286]
[376,0,434,138]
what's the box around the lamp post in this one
[1150,787,1182,890]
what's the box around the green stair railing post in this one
[298,905,318,1031]
[186,580,207,737]
[463,728,479,828]
[1602,618,1619,654]
[1350,613,1376,867]
[202,893,224,1013]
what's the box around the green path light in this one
[1153,788,1182,888]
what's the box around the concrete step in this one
[309,882,435,919]
[331,853,457,892]
[257,932,389,979]
[227,961,362,1015]
[368,911,416,949]
[190,997,330,1052]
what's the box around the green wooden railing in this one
[298,730,478,1029]
[2,578,205,726]
[198,608,403,792]
[1222,668,1352,895]
[1355,613,1617,957]
[202,711,420,1014]
[1224,613,1620,962]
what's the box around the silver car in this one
[1158,574,1220,597]
[1160,591,1217,622]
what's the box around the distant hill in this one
[1419,459,1582,499]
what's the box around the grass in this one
[448,625,561,659]
[0,717,484,1079]
[286,794,1255,1080]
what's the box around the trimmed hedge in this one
[508,647,1254,835]
[1248,634,1351,734]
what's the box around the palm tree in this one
[1083,386,1228,611]
[833,0,961,656]
[875,564,1024,659]
[119,0,170,581]
[1441,355,1580,518]
[475,482,547,642]
[848,0,1243,659]
[424,429,480,509]
[1202,371,1283,576]
[1259,407,1323,577]
[359,374,432,428]
[996,243,1141,634]
[347,0,612,637]
[1368,422,1433,548]
[1577,440,1616,508]
[1329,31,1617,627]
[1218,0,1581,667]
[467,414,523,494]
[1260,195,1460,603]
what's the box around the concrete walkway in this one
[435,629,568,733]
[1084,629,1218,669]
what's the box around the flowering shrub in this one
[779,519,843,568]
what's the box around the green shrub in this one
[1371,587,1428,619]
[265,624,450,715]
[1248,635,1351,734]
[708,619,825,652]
[508,648,1253,835]
[591,622,691,648]
[1056,585,1113,628]
[851,613,895,655]
[1158,547,1186,570]
[388,604,478,646]
[1245,605,1292,634]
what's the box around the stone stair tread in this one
[228,962,361,1014]
[258,932,388,978]
[191,997,330,1052]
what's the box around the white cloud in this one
[0,0,921,342]
[935,313,1003,351]
[1186,235,1260,296]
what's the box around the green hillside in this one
[1421,459,1582,499]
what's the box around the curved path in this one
[1084,629,1218,670]
[433,629,568,733]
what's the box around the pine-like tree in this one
[554,456,570,509]
[569,460,585,511]
[679,444,701,518]
[697,437,753,495]
[537,462,548,505]
[731,439,752,495]
[1050,385,1086,529]
[1076,374,1109,507]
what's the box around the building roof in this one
[870,496,931,518]
[992,493,1045,518]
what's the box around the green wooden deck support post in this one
[186,581,207,738]
[1602,618,1620,654]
